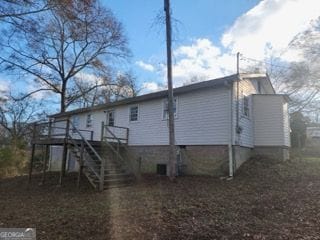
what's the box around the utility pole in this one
[164,0,176,180]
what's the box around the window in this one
[243,96,250,117]
[129,105,139,122]
[107,110,115,126]
[163,98,177,119]
[86,114,92,128]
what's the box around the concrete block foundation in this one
[127,145,229,176]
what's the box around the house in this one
[307,126,320,140]
[29,73,290,189]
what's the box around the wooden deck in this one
[32,138,102,146]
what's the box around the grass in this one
[1,157,320,239]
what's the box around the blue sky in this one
[99,0,320,92]
[102,0,260,89]
[1,0,320,106]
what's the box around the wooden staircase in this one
[69,140,134,190]
[68,123,134,190]
[29,119,135,191]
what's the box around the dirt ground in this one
[1,157,320,240]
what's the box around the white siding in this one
[283,102,291,147]
[58,87,231,146]
[232,79,257,148]
[232,77,277,148]
[253,95,289,146]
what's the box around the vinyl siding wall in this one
[55,87,231,146]
[232,78,259,148]
[253,95,290,146]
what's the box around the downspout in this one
[236,52,240,144]
[228,82,234,178]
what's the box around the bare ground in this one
[1,157,320,240]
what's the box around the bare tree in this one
[71,71,140,108]
[0,93,44,146]
[0,0,50,21]
[267,18,320,115]
[0,0,129,113]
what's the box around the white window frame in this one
[243,96,250,118]
[86,114,92,128]
[129,105,139,122]
[107,110,115,126]
[162,97,178,120]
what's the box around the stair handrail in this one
[69,121,104,190]
[102,125,133,171]
[69,121,103,164]
[68,137,101,181]
[103,125,129,148]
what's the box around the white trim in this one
[106,109,115,126]
[86,113,93,128]
[129,104,139,122]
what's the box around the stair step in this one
[90,173,132,180]
[68,138,132,190]
[93,176,134,184]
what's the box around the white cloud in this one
[141,81,164,94]
[75,72,104,85]
[222,0,320,61]
[139,0,320,88]
[169,38,235,86]
[136,60,155,72]
[0,80,9,93]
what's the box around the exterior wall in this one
[253,146,290,161]
[49,146,63,171]
[253,95,289,146]
[127,145,229,176]
[232,78,266,148]
[49,146,79,172]
[58,87,231,146]
[233,146,252,170]
[231,77,275,148]
[283,102,291,147]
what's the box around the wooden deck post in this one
[28,144,36,184]
[28,123,37,183]
[77,141,84,188]
[99,160,104,191]
[42,121,52,185]
[100,121,105,142]
[59,119,70,186]
[126,128,129,144]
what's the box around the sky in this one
[1,0,320,101]
[101,0,320,93]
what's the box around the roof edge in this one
[50,74,238,118]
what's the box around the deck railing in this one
[33,119,94,141]
[101,123,129,144]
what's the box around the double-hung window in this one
[243,96,250,117]
[107,110,115,126]
[129,105,139,122]
[86,114,92,128]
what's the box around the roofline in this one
[240,73,276,94]
[50,74,238,118]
